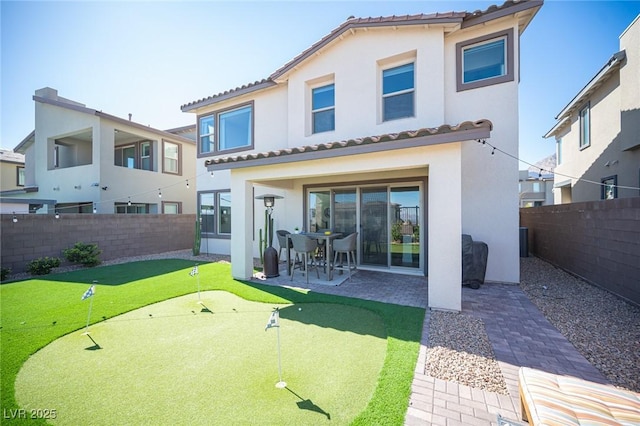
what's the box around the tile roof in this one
[205,119,492,169]
[181,0,542,112]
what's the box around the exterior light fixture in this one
[128,198,132,207]
[210,171,214,177]
[158,189,162,198]
[55,211,60,219]
[12,212,18,223]
[186,180,190,189]
[93,204,97,214]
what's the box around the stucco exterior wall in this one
[14,91,197,214]
[446,21,522,284]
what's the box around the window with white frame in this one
[579,103,590,149]
[456,29,514,91]
[163,141,180,174]
[162,202,180,214]
[198,103,253,155]
[17,166,25,186]
[382,63,414,121]
[312,84,335,133]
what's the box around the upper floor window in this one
[198,103,253,155]
[456,29,514,91]
[312,84,335,133]
[382,63,414,121]
[199,115,215,154]
[115,140,154,171]
[601,175,617,200]
[163,141,180,174]
[219,105,252,151]
[17,166,25,186]
[579,103,590,149]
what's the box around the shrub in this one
[63,242,102,267]
[1,267,11,281]
[27,257,61,275]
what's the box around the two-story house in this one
[544,14,639,204]
[182,0,543,311]
[5,88,197,215]
[0,149,25,192]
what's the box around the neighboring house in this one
[519,172,554,208]
[181,1,543,311]
[3,88,197,215]
[0,149,25,191]
[544,14,640,204]
[519,154,555,207]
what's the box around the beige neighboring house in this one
[182,1,543,311]
[0,149,25,192]
[545,14,640,204]
[519,171,554,208]
[3,88,197,215]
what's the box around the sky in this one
[2,0,640,168]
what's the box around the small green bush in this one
[1,267,11,281]
[63,242,102,267]
[27,257,61,275]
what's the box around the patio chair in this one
[289,234,320,284]
[276,230,293,261]
[332,232,358,279]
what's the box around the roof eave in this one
[14,130,36,153]
[553,50,626,121]
[205,120,492,171]
[461,0,544,31]
[180,80,278,112]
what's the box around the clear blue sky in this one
[2,1,639,167]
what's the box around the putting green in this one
[15,291,387,425]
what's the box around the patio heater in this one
[255,194,283,278]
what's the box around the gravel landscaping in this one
[520,256,640,393]
[426,311,508,394]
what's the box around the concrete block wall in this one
[520,197,640,306]
[1,214,196,274]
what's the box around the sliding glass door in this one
[306,183,423,271]
[360,187,388,267]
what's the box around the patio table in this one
[286,232,343,281]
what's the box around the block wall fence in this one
[520,197,640,306]
[1,214,196,275]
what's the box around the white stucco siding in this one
[442,22,521,284]
[285,26,447,145]
[34,102,101,203]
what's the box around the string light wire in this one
[477,139,640,192]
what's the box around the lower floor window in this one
[115,203,150,214]
[601,176,617,200]
[162,202,181,214]
[199,190,231,236]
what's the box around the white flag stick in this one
[276,323,285,388]
[83,294,94,335]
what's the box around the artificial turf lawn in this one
[0,260,424,425]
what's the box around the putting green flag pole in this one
[265,308,286,388]
[189,264,201,303]
[81,281,97,335]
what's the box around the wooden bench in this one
[519,367,640,425]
